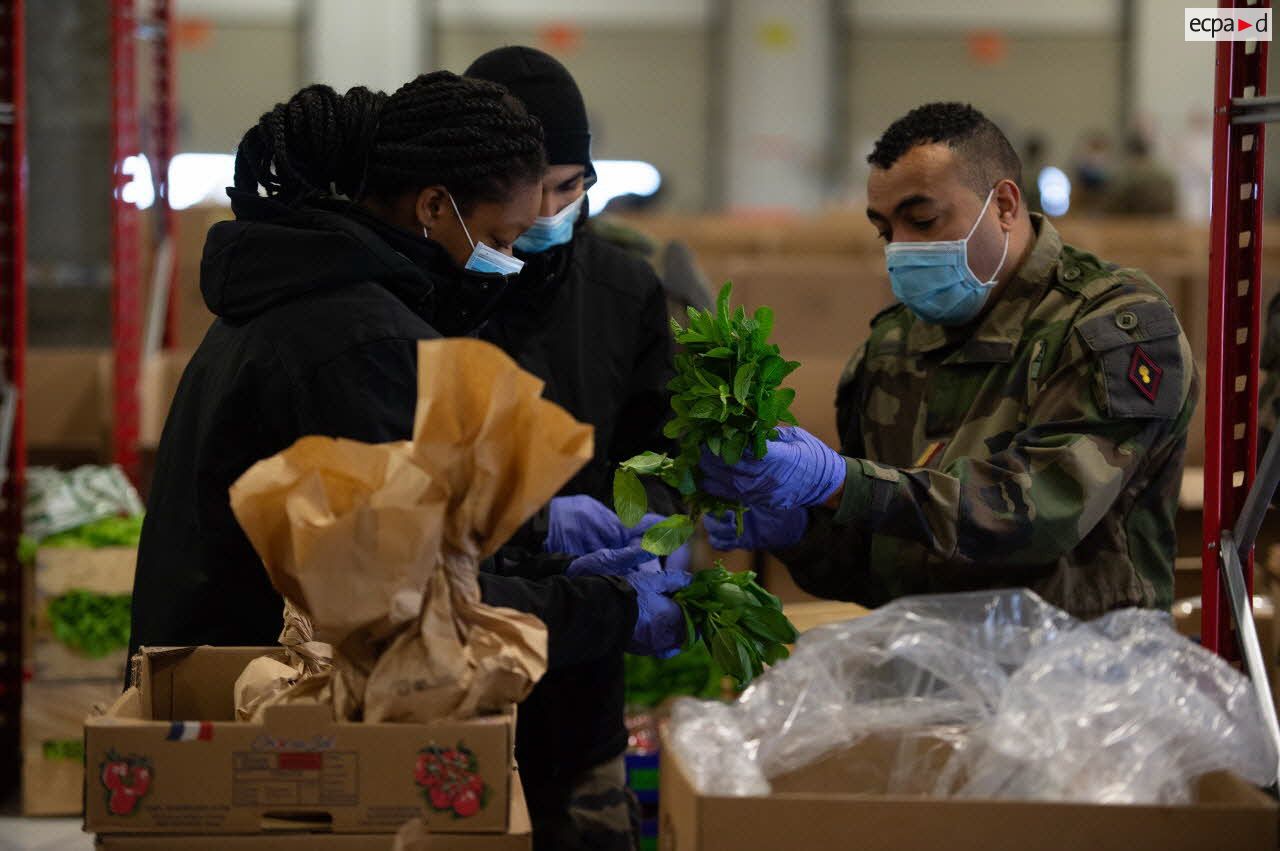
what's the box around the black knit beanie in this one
[464,46,593,175]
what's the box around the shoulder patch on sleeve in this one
[1075,300,1184,419]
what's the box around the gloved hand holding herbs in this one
[612,282,802,556]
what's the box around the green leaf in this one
[745,582,783,610]
[680,601,698,650]
[753,430,769,460]
[703,347,734,358]
[663,418,686,439]
[621,451,669,475]
[757,393,779,426]
[723,431,748,466]
[763,642,790,665]
[741,606,799,644]
[733,363,756,406]
[759,356,787,387]
[709,629,741,682]
[753,306,775,340]
[613,469,648,527]
[689,398,721,420]
[706,434,723,456]
[641,514,696,555]
[774,387,796,409]
[716,282,733,327]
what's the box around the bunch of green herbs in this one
[673,563,798,689]
[613,282,800,555]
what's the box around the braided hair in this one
[233,71,546,211]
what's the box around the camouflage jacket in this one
[779,216,1196,619]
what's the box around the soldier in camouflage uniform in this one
[701,103,1196,619]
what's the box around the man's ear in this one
[416,185,449,232]
[995,178,1021,228]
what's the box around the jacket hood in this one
[200,190,441,323]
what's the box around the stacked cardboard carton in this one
[22,545,137,815]
[84,646,531,849]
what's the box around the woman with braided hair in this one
[129,73,689,720]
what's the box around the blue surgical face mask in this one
[514,193,584,254]
[445,193,525,277]
[884,187,1010,326]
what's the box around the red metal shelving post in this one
[1204,2,1270,661]
[151,0,178,350]
[0,0,24,793]
[111,0,142,482]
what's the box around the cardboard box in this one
[26,546,136,681]
[25,348,112,451]
[782,599,869,635]
[85,646,517,836]
[95,770,532,850]
[658,726,1278,851]
[25,347,195,455]
[23,680,125,815]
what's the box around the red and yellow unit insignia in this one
[1128,345,1163,402]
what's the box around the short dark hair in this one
[233,71,546,212]
[868,102,1022,195]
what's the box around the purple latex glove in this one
[703,504,809,551]
[566,544,661,578]
[699,426,845,511]
[663,541,693,576]
[545,495,664,556]
[625,569,692,658]
[566,545,691,658]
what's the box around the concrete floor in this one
[0,792,94,851]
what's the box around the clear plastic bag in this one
[668,589,1277,804]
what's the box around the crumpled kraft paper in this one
[233,602,337,722]
[229,339,593,722]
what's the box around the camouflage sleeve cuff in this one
[833,457,900,527]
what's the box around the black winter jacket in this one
[128,193,638,682]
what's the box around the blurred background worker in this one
[465,46,678,851]
[700,103,1197,623]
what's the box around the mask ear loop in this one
[447,192,477,250]
[965,186,1010,286]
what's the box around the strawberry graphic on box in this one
[414,742,490,819]
[99,750,154,817]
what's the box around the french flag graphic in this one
[166,721,214,742]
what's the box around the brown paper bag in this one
[230,339,593,722]
[230,437,443,647]
[233,603,337,722]
[363,339,593,721]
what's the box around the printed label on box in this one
[232,750,359,807]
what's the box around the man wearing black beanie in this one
[465,46,677,851]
